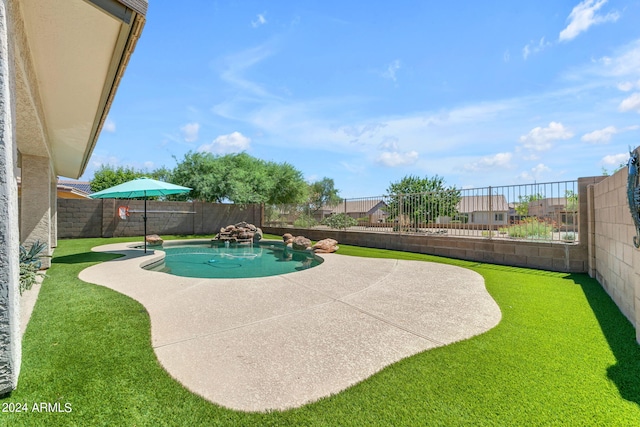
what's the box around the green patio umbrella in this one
[89,177,192,253]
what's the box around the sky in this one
[83,0,640,198]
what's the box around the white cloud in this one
[581,125,617,143]
[617,80,640,91]
[180,122,200,142]
[522,37,551,60]
[103,118,116,133]
[519,163,551,181]
[503,49,510,62]
[593,40,640,78]
[143,161,155,170]
[251,13,267,28]
[382,60,401,82]
[341,122,387,141]
[90,155,121,169]
[519,122,574,151]
[218,43,276,98]
[464,152,513,171]
[559,0,620,42]
[340,161,366,174]
[198,131,251,154]
[601,153,628,166]
[376,150,418,167]
[619,92,640,113]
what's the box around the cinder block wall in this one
[263,227,589,273]
[57,199,262,238]
[591,166,640,341]
[57,198,103,238]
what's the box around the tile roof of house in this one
[57,180,92,195]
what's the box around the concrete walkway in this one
[79,241,501,412]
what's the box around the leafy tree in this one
[515,193,544,216]
[264,161,308,205]
[149,166,174,183]
[385,175,460,226]
[90,165,144,192]
[307,178,341,213]
[171,151,307,205]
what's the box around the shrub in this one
[293,214,318,228]
[19,240,47,295]
[562,232,576,241]
[322,213,358,230]
[505,218,553,240]
[20,240,47,268]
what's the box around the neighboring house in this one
[526,197,568,218]
[327,199,388,222]
[57,180,93,199]
[0,0,146,395]
[17,178,93,199]
[456,195,509,225]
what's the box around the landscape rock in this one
[146,234,164,246]
[283,233,294,245]
[312,238,339,253]
[215,222,262,243]
[292,236,312,251]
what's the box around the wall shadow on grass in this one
[52,252,123,265]
[570,273,640,406]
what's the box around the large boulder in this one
[312,238,339,253]
[292,236,311,251]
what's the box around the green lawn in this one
[2,236,639,426]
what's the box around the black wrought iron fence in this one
[265,180,579,243]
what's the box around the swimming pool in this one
[144,242,322,279]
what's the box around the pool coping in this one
[78,239,501,412]
[139,239,325,277]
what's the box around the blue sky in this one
[84,0,640,198]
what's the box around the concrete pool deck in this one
[78,240,501,412]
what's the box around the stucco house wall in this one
[0,0,22,394]
[0,0,146,395]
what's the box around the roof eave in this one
[76,9,146,179]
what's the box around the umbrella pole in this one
[144,195,147,253]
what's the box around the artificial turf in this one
[1,236,639,426]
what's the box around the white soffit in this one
[19,0,142,179]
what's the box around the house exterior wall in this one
[469,211,508,225]
[590,165,640,343]
[19,154,53,268]
[0,0,22,394]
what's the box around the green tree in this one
[149,166,174,183]
[264,161,308,205]
[171,151,307,205]
[90,165,144,193]
[307,178,341,213]
[515,193,544,216]
[385,175,460,227]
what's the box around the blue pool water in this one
[144,243,321,279]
